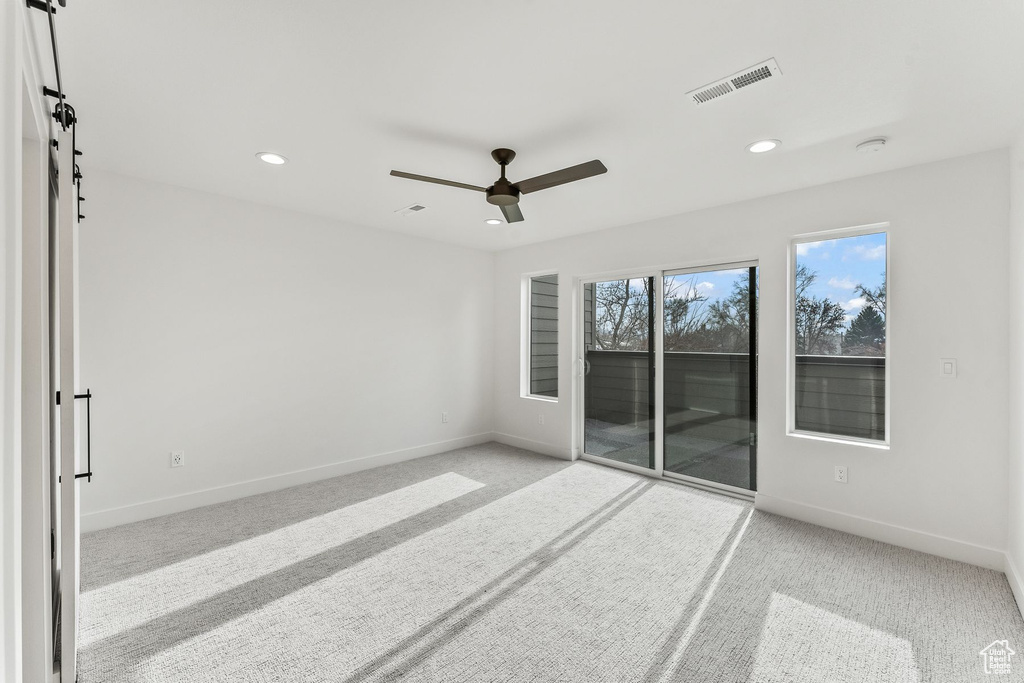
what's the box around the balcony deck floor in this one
[584,418,752,491]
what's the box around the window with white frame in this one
[528,274,558,398]
[792,230,887,442]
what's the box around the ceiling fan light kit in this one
[390,148,607,223]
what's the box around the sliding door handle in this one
[56,389,93,482]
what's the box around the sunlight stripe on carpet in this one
[80,471,485,646]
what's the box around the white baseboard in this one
[755,493,1005,571]
[1005,552,1024,620]
[81,432,496,532]
[492,432,572,460]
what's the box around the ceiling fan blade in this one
[390,170,487,192]
[515,160,607,195]
[501,203,524,223]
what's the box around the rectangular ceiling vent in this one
[394,203,428,216]
[687,58,781,106]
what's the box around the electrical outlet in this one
[538,414,544,425]
[441,412,449,424]
[834,465,847,483]
[170,451,184,468]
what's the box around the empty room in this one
[4,1,1024,681]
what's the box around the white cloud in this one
[828,277,857,290]
[697,281,715,290]
[851,244,886,261]
[843,296,867,313]
[796,239,835,257]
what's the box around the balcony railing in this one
[584,350,885,442]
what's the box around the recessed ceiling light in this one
[746,139,780,154]
[856,137,888,153]
[484,218,503,225]
[256,152,287,165]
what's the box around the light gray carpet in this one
[80,442,1024,682]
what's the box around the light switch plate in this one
[939,358,957,378]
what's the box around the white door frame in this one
[22,80,57,682]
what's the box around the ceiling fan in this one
[390,148,607,223]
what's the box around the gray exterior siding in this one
[795,356,885,440]
[530,275,558,397]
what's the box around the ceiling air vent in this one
[687,58,782,106]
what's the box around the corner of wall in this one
[1007,127,1024,619]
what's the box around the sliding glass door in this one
[582,277,655,469]
[663,266,757,491]
[579,264,758,494]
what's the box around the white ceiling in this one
[51,0,1024,251]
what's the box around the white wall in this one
[1,1,23,677]
[78,171,495,529]
[1008,130,1024,602]
[494,150,1010,568]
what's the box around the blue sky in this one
[663,268,751,312]
[796,232,886,325]
[621,233,885,327]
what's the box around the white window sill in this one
[787,430,890,451]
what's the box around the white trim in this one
[787,222,891,447]
[663,471,755,502]
[1004,552,1024,621]
[790,221,891,245]
[580,454,755,502]
[755,492,1004,571]
[492,432,572,460]
[521,394,557,404]
[787,430,890,451]
[581,452,656,476]
[664,259,759,278]
[575,255,761,285]
[579,453,756,502]
[81,432,496,532]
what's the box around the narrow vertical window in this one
[529,274,558,398]
[793,231,887,442]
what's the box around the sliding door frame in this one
[573,260,758,502]
[574,268,664,479]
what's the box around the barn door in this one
[53,120,82,682]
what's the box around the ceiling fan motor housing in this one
[486,179,520,206]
